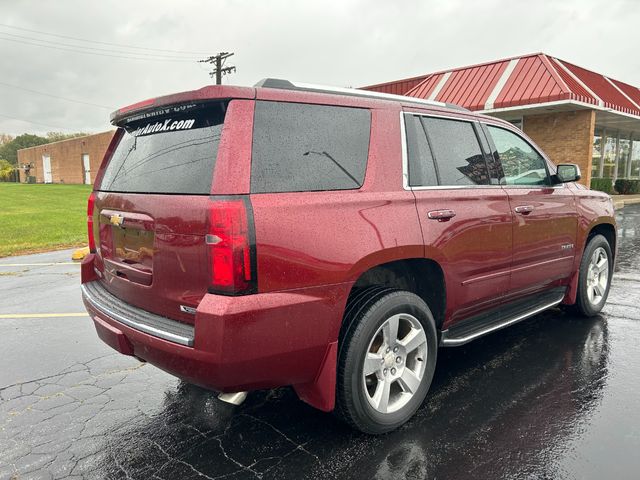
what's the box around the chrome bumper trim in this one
[81,281,194,347]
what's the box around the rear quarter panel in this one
[250,106,423,340]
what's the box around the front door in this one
[404,112,513,325]
[42,155,52,183]
[484,124,578,299]
[82,154,91,184]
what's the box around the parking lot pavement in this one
[1,206,640,480]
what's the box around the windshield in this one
[99,102,226,194]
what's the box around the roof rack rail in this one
[254,78,468,111]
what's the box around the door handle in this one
[514,205,534,215]
[427,209,456,221]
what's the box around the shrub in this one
[0,159,15,181]
[590,178,614,194]
[614,179,640,195]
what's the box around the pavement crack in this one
[148,438,222,480]
[0,369,85,393]
[241,413,321,463]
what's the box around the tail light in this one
[87,192,96,253]
[207,198,256,295]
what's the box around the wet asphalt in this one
[1,205,639,480]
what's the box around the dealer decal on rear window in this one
[132,118,196,137]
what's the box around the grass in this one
[0,183,92,257]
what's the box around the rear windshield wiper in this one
[303,150,359,186]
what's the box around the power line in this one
[0,22,210,55]
[0,113,74,131]
[0,30,200,60]
[0,35,198,63]
[0,81,115,109]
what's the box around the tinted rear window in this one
[99,103,226,194]
[251,101,370,193]
[405,114,437,187]
[422,117,489,186]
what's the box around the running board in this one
[440,289,566,347]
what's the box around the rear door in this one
[405,112,513,325]
[92,102,227,323]
[483,123,577,299]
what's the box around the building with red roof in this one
[363,53,640,187]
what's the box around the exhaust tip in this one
[218,391,248,406]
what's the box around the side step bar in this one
[440,289,566,347]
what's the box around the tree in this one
[0,159,14,180]
[0,133,14,145]
[0,134,49,166]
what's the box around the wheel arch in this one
[346,257,447,330]
[586,221,616,259]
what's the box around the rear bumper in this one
[80,256,350,401]
[82,281,194,346]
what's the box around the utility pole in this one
[198,52,236,84]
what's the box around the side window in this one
[251,101,371,193]
[405,114,437,186]
[487,126,549,186]
[422,117,490,186]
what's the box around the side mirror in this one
[555,164,581,183]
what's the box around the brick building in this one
[363,53,640,187]
[17,131,115,184]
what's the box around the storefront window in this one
[618,138,631,178]
[631,140,640,179]
[602,135,617,179]
[592,133,602,178]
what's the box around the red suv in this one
[81,79,616,433]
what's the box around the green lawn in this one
[0,183,92,257]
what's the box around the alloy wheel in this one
[362,313,428,414]
[586,246,609,305]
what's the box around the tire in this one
[336,289,438,434]
[573,234,613,317]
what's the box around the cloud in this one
[1,0,638,135]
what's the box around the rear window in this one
[422,117,489,186]
[405,114,437,187]
[99,102,226,194]
[251,101,371,193]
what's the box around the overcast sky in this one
[1,0,638,136]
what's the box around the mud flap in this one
[293,341,337,412]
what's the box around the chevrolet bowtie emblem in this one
[109,214,124,226]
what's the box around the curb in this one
[614,197,640,210]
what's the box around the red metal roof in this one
[545,57,597,104]
[557,59,640,114]
[493,55,567,108]
[361,53,640,117]
[440,60,509,110]
[364,74,430,96]
[611,79,640,110]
